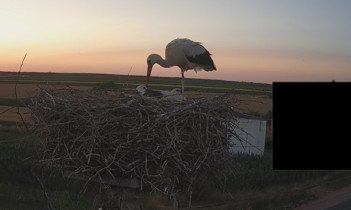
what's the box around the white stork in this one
[146,38,216,93]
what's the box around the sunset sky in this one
[1,0,351,84]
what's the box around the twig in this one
[127,66,133,76]
[14,52,28,131]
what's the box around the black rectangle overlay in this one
[273,82,351,170]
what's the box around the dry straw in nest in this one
[29,87,243,197]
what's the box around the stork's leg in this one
[181,71,185,94]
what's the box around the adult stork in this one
[145,38,216,93]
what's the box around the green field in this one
[0,71,272,96]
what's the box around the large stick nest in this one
[29,87,243,196]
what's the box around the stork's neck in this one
[153,54,172,68]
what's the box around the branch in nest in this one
[14,52,28,131]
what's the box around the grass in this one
[0,130,43,209]
[0,129,98,209]
[225,153,330,190]
[186,152,351,209]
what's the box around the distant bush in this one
[0,98,29,107]
[265,137,272,150]
[224,153,334,191]
[92,81,121,90]
[248,110,272,119]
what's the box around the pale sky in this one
[1,0,351,84]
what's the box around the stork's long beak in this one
[146,64,152,86]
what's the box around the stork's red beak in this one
[146,64,152,86]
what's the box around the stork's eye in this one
[147,59,151,64]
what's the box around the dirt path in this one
[185,91,272,116]
[295,185,351,210]
[0,106,32,123]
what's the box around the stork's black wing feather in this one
[185,50,216,70]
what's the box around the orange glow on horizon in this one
[2,47,350,84]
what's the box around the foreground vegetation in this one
[1,124,351,209]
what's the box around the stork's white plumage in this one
[146,38,216,93]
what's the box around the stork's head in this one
[146,54,162,86]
